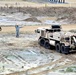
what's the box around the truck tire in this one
[39,38,45,46]
[55,43,61,53]
[44,41,50,49]
[61,44,69,54]
[38,37,42,44]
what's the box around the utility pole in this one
[63,0,65,3]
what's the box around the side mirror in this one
[35,30,40,33]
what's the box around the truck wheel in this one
[55,43,61,53]
[39,38,45,46]
[61,44,69,54]
[38,37,42,44]
[44,41,50,49]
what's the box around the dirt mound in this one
[24,17,41,23]
[67,16,76,24]
[0,7,76,24]
[57,15,76,24]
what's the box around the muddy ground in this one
[0,3,76,75]
[0,25,76,75]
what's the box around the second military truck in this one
[35,25,76,54]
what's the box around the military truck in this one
[35,25,76,54]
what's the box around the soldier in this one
[15,25,22,38]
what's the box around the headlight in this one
[35,29,40,33]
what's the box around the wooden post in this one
[50,0,52,2]
[55,0,57,3]
[63,0,65,3]
[50,0,65,3]
[59,0,61,3]
[51,0,53,2]
[54,0,56,2]
[61,0,62,3]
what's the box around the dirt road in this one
[0,24,76,33]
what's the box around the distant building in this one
[49,0,65,3]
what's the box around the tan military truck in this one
[35,25,76,54]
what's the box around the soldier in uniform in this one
[15,25,22,38]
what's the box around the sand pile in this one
[57,16,76,24]
[24,17,41,23]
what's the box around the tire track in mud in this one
[4,56,68,75]
[0,42,76,75]
[28,55,75,75]
[61,53,76,61]
[30,61,75,75]
[0,33,76,75]
[4,57,63,75]
[28,55,76,75]
[5,52,76,75]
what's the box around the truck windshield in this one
[65,37,69,41]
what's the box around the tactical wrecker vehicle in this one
[35,25,76,54]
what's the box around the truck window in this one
[52,25,61,29]
[65,37,69,42]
